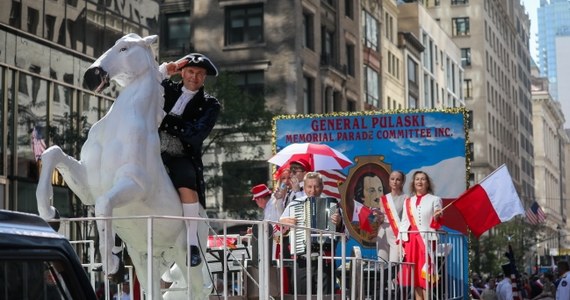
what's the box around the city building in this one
[537,0,570,103]
[382,0,407,110]
[416,0,535,205]
[161,0,466,212]
[555,35,570,127]
[163,0,368,211]
[0,0,160,214]
[531,64,567,251]
[398,2,464,109]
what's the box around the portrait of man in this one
[340,157,390,246]
[354,172,385,208]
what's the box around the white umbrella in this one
[268,143,352,171]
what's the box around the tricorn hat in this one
[251,184,271,200]
[178,53,218,76]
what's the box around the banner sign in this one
[273,108,469,246]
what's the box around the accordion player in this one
[287,196,339,255]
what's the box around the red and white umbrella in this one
[268,143,353,171]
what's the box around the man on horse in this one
[158,53,220,267]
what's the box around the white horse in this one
[35,33,211,299]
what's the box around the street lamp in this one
[536,241,541,271]
[558,225,562,258]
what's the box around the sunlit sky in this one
[521,0,539,63]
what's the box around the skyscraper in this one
[537,0,570,102]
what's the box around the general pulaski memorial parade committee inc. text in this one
[284,114,454,143]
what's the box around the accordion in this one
[289,197,339,255]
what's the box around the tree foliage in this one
[470,218,547,277]
[204,72,277,158]
[202,72,280,218]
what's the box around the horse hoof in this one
[47,208,61,231]
[107,259,126,284]
[187,245,202,267]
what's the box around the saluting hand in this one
[165,60,186,76]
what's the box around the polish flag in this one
[451,164,524,238]
[357,204,374,233]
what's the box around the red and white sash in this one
[381,194,401,237]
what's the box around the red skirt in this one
[399,232,429,289]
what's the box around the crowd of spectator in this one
[470,260,569,300]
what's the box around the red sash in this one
[381,195,399,238]
[405,197,418,230]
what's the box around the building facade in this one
[0,0,160,214]
[161,0,368,211]
[160,0,467,212]
[417,0,535,203]
[398,2,464,110]
[531,65,567,251]
[382,0,406,110]
[555,35,570,128]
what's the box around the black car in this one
[0,209,97,300]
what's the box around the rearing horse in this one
[36,33,211,299]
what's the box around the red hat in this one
[290,158,312,172]
[251,184,271,200]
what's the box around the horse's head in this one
[83,33,158,93]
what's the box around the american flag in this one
[525,201,546,225]
[318,169,347,199]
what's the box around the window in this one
[45,15,56,40]
[408,94,418,109]
[321,27,335,65]
[18,72,28,95]
[234,71,264,97]
[426,0,440,7]
[385,12,394,43]
[0,259,79,299]
[164,12,191,51]
[424,75,431,106]
[452,17,470,36]
[388,51,400,79]
[222,161,268,213]
[346,43,355,76]
[364,65,379,107]
[225,5,263,45]
[407,57,418,84]
[302,12,314,50]
[9,1,21,28]
[27,7,39,35]
[333,91,342,112]
[303,76,314,114]
[452,0,469,4]
[461,48,471,67]
[345,0,353,19]
[362,10,378,50]
[347,99,356,112]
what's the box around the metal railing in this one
[50,215,468,299]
